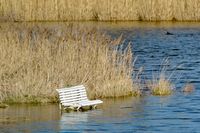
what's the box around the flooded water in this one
[1,22,200,132]
[105,22,200,89]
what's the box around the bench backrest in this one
[56,85,88,105]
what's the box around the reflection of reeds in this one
[1,0,200,21]
[0,23,140,103]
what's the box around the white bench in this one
[56,85,103,111]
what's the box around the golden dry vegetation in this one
[148,74,174,96]
[147,62,175,96]
[0,0,200,21]
[0,23,140,103]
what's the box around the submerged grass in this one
[182,83,195,93]
[1,0,200,21]
[0,23,140,103]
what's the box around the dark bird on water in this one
[163,29,174,35]
[166,31,174,35]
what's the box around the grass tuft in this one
[148,74,173,96]
[147,59,174,96]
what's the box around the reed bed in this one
[1,0,200,21]
[0,23,140,103]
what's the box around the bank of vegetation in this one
[0,23,141,103]
[1,0,200,21]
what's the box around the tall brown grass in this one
[147,59,175,96]
[148,74,174,96]
[0,23,140,103]
[1,0,200,21]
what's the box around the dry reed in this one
[1,0,200,21]
[148,74,173,96]
[147,59,174,96]
[0,23,140,103]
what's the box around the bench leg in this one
[59,104,63,115]
[93,105,97,109]
[77,106,81,111]
[59,104,62,110]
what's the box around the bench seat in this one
[56,85,103,110]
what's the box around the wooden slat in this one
[56,85,85,92]
[62,102,79,107]
[60,97,88,103]
[59,94,87,98]
[60,95,88,101]
[58,88,85,93]
[62,99,103,106]
[60,93,86,97]
[59,94,87,99]
[59,88,86,92]
[80,100,103,104]
[59,90,86,95]
[59,90,86,96]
